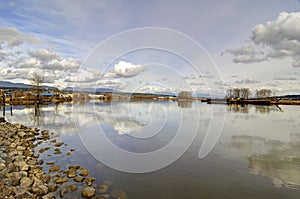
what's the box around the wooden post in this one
[10,93,13,116]
[2,94,5,117]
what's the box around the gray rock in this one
[79,170,90,177]
[111,190,128,199]
[49,165,60,172]
[0,152,8,159]
[60,188,68,198]
[14,159,29,171]
[81,186,96,198]
[99,184,109,193]
[20,176,33,187]
[67,169,76,178]
[8,171,27,186]
[32,178,49,196]
[0,117,6,122]
[55,177,67,184]
[99,194,110,199]
[84,177,96,186]
[0,162,5,171]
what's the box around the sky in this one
[0,0,300,96]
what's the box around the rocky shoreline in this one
[0,117,128,199]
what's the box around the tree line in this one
[226,88,272,99]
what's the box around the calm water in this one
[4,101,300,199]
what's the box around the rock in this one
[102,180,112,186]
[37,159,44,165]
[99,194,110,199]
[54,142,64,147]
[74,177,84,182]
[14,159,29,171]
[0,162,5,171]
[68,165,80,170]
[39,148,46,153]
[14,189,34,198]
[49,165,60,172]
[0,152,8,159]
[20,176,33,187]
[41,174,51,184]
[0,117,6,122]
[33,153,39,158]
[54,149,62,155]
[79,170,90,177]
[42,193,55,199]
[32,178,49,196]
[8,171,26,186]
[81,186,96,198]
[16,145,26,151]
[67,169,77,178]
[10,143,17,148]
[48,183,58,192]
[66,185,78,192]
[17,131,27,138]
[46,161,54,165]
[111,190,128,199]
[60,188,68,198]
[55,177,68,184]
[41,130,49,135]
[84,177,96,186]
[99,184,109,193]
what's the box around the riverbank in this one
[0,117,126,199]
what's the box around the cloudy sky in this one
[0,0,300,96]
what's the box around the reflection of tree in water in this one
[29,104,44,127]
[227,104,249,114]
[229,134,300,189]
[177,101,192,108]
[227,105,283,114]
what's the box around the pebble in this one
[99,184,109,193]
[20,176,33,187]
[84,177,96,186]
[49,165,60,172]
[81,186,96,198]
[79,170,90,177]
[0,121,126,199]
[56,177,68,184]
[54,142,64,147]
[111,189,128,199]
[74,177,84,182]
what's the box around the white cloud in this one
[0,49,8,61]
[0,27,39,48]
[28,49,60,61]
[113,61,146,78]
[46,58,80,71]
[222,46,267,64]
[225,12,300,67]
[65,67,102,83]
[235,78,260,84]
[18,57,42,68]
[274,77,298,81]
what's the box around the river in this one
[4,101,300,199]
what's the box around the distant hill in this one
[0,80,32,89]
[0,80,57,90]
[63,87,120,93]
[277,95,300,100]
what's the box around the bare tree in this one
[31,74,44,102]
[255,89,272,98]
[226,88,233,98]
[233,88,241,98]
[240,88,251,99]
